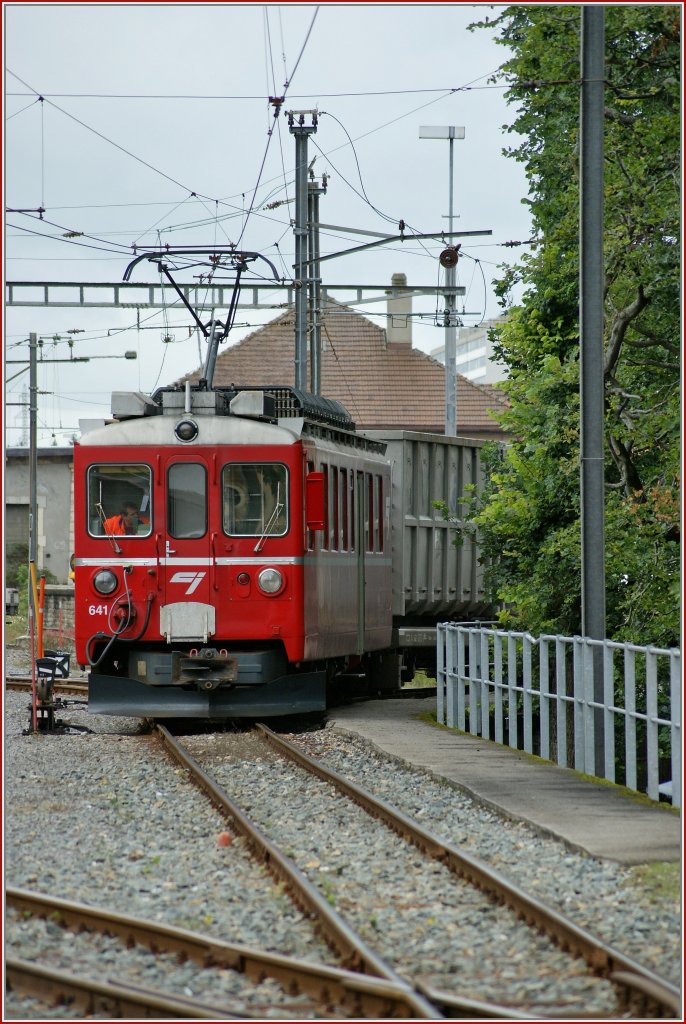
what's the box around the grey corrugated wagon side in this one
[368,430,495,685]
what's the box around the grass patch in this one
[627,863,681,903]
[5,613,30,644]
[403,670,436,690]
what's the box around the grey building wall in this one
[5,448,74,583]
[430,316,509,384]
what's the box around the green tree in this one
[461,6,680,647]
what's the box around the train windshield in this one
[167,462,207,539]
[222,463,288,537]
[87,464,152,538]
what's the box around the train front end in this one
[72,386,326,718]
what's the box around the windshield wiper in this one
[96,501,122,554]
[254,485,284,553]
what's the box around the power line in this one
[284,6,319,89]
[5,65,505,238]
[12,211,134,251]
[6,96,41,120]
[7,69,221,203]
[236,6,319,248]
[6,221,133,255]
[6,81,563,101]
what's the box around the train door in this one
[355,469,366,654]
[159,457,213,644]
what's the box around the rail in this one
[153,724,440,1019]
[7,887,425,1020]
[437,626,681,808]
[257,724,681,1018]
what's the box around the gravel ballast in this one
[4,648,681,1018]
[4,684,334,1019]
[289,727,681,988]
[184,730,679,1016]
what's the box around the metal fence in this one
[437,625,681,809]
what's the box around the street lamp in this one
[419,125,465,436]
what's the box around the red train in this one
[73,384,400,717]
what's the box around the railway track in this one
[153,723,443,1019]
[6,888,437,1019]
[257,726,681,1012]
[5,692,679,1019]
[161,724,680,1019]
[6,677,88,697]
[6,955,239,1020]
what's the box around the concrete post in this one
[579,5,606,770]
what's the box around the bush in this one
[6,543,29,589]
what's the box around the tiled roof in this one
[181,304,509,438]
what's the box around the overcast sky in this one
[4,2,533,445]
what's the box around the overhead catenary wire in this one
[131,193,201,248]
[7,69,222,203]
[7,220,135,256]
[6,75,581,101]
[6,62,513,248]
[6,48,556,254]
[308,122,435,265]
[235,6,319,248]
[277,8,289,89]
[7,9,532,441]
[12,210,135,251]
[283,6,319,90]
[263,9,294,229]
[5,95,43,120]
[318,112,399,228]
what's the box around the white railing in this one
[437,625,681,809]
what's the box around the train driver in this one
[103,501,149,536]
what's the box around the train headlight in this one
[257,568,283,595]
[175,419,199,442]
[93,569,118,595]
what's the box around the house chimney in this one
[386,272,412,348]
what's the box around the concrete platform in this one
[326,697,681,865]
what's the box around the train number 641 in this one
[88,604,109,615]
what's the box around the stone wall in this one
[43,585,75,633]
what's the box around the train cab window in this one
[223,463,288,537]
[87,464,151,538]
[168,463,207,539]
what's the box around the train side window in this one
[340,468,349,550]
[365,472,373,553]
[87,463,152,538]
[320,463,329,549]
[223,463,288,537]
[306,460,316,551]
[331,465,339,551]
[376,475,384,552]
[350,471,357,551]
[168,463,207,539]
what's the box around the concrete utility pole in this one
[308,170,327,395]
[7,342,137,573]
[29,332,38,569]
[579,6,606,772]
[419,125,466,436]
[288,110,318,392]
